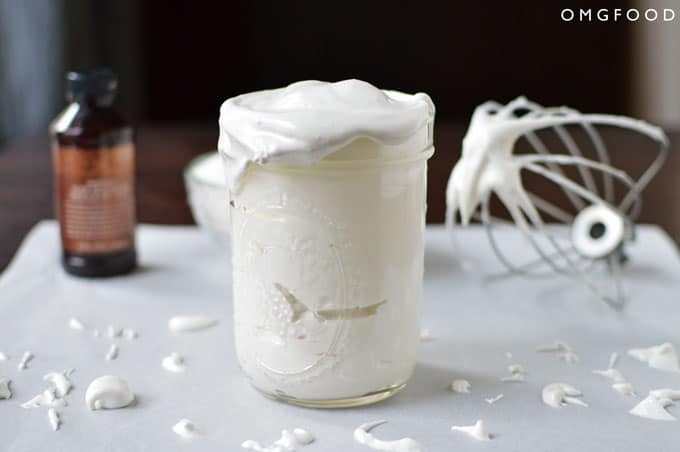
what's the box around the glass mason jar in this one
[228,129,433,407]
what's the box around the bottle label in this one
[53,144,136,254]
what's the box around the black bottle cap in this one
[65,69,118,106]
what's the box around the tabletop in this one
[0,221,679,451]
[1,122,679,272]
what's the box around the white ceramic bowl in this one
[184,152,230,247]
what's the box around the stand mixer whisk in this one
[446,97,669,307]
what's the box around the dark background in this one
[139,2,630,122]
[60,1,620,125]
[4,0,680,272]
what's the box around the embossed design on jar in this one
[233,191,367,384]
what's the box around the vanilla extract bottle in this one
[50,69,137,277]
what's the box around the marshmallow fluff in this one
[85,376,134,410]
[162,352,186,373]
[21,389,68,409]
[629,389,680,421]
[47,408,60,431]
[537,340,579,363]
[105,344,119,361]
[18,351,33,370]
[451,420,491,441]
[218,79,434,191]
[242,428,314,452]
[0,377,11,399]
[221,80,435,405]
[168,315,218,334]
[628,342,680,373]
[353,420,421,452]
[449,380,471,393]
[173,419,198,439]
[501,364,526,382]
[44,369,75,397]
[542,383,588,408]
[68,317,86,331]
[485,394,504,405]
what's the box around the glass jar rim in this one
[229,145,435,176]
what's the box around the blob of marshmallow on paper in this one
[445,97,668,308]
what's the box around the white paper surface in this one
[0,220,679,451]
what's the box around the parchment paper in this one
[0,221,679,451]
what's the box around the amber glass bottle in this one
[50,69,137,277]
